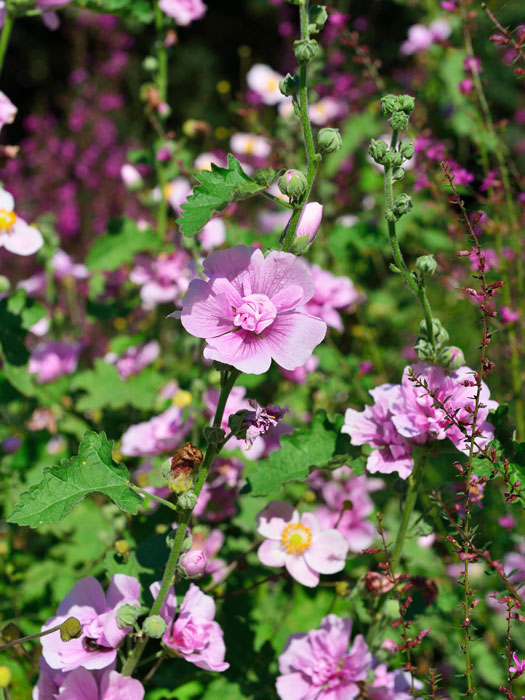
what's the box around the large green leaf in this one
[86,218,162,273]
[8,431,142,528]
[246,411,363,497]
[177,154,268,236]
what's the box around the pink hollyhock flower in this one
[51,249,89,281]
[106,340,160,380]
[180,549,207,578]
[41,575,141,672]
[246,64,285,105]
[29,342,80,383]
[179,245,326,374]
[130,251,194,310]
[368,664,420,699]
[0,91,16,131]
[301,264,359,332]
[309,97,341,125]
[342,384,415,479]
[501,306,520,324]
[199,217,226,252]
[0,188,43,256]
[276,614,372,699]
[153,581,229,671]
[295,202,323,244]
[313,466,384,551]
[121,405,193,457]
[256,500,348,587]
[159,0,206,24]
[390,363,497,455]
[36,667,144,700]
[230,133,272,159]
[401,24,433,55]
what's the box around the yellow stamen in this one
[0,209,16,232]
[281,522,312,555]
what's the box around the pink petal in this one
[203,245,259,283]
[210,277,244,307]
[179,583,216,621]
[203,328,272,374]
[263,312,326,370]
[271,285,304,313]
[304,530,348,574]
[56,667,98,700]
[276,672,314,700]
[257,251,315,305]
[180,279,235,338]
[105,574,141,609]
[256,500,296,539]
[150,581,177,624]
[0,189,14,210]
[3,222,43,256]
[258,539,286,568]
[285,554,319,587]
[99,670,145,700]
[299,511,320,535]
[57,578,106,616]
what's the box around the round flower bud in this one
[439,346,465,370]
[415,255,437,276]
[393,193,413,218]
[308,5,328,33]
[278,169,308,201]
[143,615,167,639]
[279,73,300,97]
[419,317,448,345]
[180,549,208,578]
[1,623,20,643]
[177,489,198,510]
[399,141,415,160]
[0,667,12,689]
[368,138,388,164]
[396,94,415,113]
[414,339,434,361]
[382,150,404,168]
[115,539,130,556]
[317,127,343,155]
[380,94,398,115]
[116,604,142,629]
[391,167,405,182]
[293,38,319,64]
[142,56,159,72]
[388,111,409,131]
[60,617,82,642]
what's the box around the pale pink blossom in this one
[179,245,326,374]
[29,342,80,383]
[193,457,244,522]
[130,251,194,309]
[34,666,144,700]
[280,355,319,384]
[51,249,89,281]
[41,575,141,672]
[120,163,143,189]
[301,264,359,331]
[199,217,226,252]
[121,405,193,457]
[0,189,43,256]
[246,64,285,105]
[0,91,16,131]
[106,340,160,380]
[159,0,206,25]
[180,549,207,578]
[166,177,192,215]
[295,202,323,244]
[230,133,272,158]
[256,500,348,587]
[308,97,341,125]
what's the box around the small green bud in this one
[317,127,343,155]
[60,617,82,642]
[439,346,465,370]
[419,318,449,345]
[178,490,198,510]
[393,193,413,219]
[142,56,159,72]
[388,111,409,132]
[116,604,141,629]
[415,255,437,276]
[253,167,276,186]
[398,142,415,160]
[279,73,300,97]
[382,150,404,168]
[380,94,398,115]
[396,94,415,113]
[368,138,389,164]
[391,167,405,181]
[308,5,328,33]
[204,426,226,447]
[414,338,435,361]
[143,615,167,639]
[115,539,130,556]
[160,460,172,479]
[278,169,308,201]
[293,38,319,64]
[1,623,20,643]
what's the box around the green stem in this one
[0,623,62,652]
[153,0,169,240]
[390,451,426,572]
[129,484,179,513]
[261,191,294,209]
[0,10,14,78]
[121,367,240,678]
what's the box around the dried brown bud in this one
[364,571,395,596]
[170,443,204,472]
[1,623,21,643]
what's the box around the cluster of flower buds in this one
[380,93,415,132]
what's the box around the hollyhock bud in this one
[308,4,328,33]
[392,166,405,181]
[416,254,437,275]
[439,345,465,370]
[368,138,388,164]
[116,604,141,629]
[180,549,208,578]
[419,317,449,345]
[389,110,410,131]
[143,615,167,639]
[279,73,299,97]
[278,169,307,201]
[59,617,82,642]
[364,571,395,595]
[317,127,342,155]
[293,38,319,63]
[399,141,415,160]
[392,192,413,218]
[168,467,194,493]
[296,202,323,243]
[178,490,198,510]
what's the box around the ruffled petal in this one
[263,312,326,370]
[180,279,235,339]
[257,251,315,305]
[203,329,272,374]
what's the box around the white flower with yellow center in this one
[0,189,43,256]
[246,64,286,106]
[256,499,348,587]
[230,133,272,159]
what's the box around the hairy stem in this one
[0,9,13,78]
[129,484,179,513]
[153,0,169,240]
[0,623,62,652]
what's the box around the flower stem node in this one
[204,426,226,448]
[278,169,308,202]
[142,615,167,639]
[293,38,319,64]
[415,254,437,276]
[116,604,142,629]
[279,73,300,97]
[439,345,466,370]
[308,5,328,33]
[177,489,198,511]
[59,617,82,642]
[317,127,343,155]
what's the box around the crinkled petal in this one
[276,672,314,700]
[263,312,326,370]
[57,578,106,616]
[203,245,259,284]
[180,279,235,338]
[271,284,305,313]
[257,251,315,305]
[179,583,216,621]
[204,329,272,374]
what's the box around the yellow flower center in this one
[0,209,16,232]
[281,523,312,555]
[266,78,278,93]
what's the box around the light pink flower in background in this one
[0,90,16,131]
[51,249,89,281]
[120,163,143,189]
[501,306,520,324]
[199,217,226,252]
[130,251,194,309]
[256,500,348,587]
[106,340,160,380]
[313,466,384,551]
[193,456,244,522]
[179,245,326,374]
[295,202,323,244]
[246,63,285,105]
[230,132,272,159]
[308,97,341,125]
[159,0,206,25]
[401,19,450,55]
[153,581,229,671]
[29,341,80,383]
[41,575,140,672]
[0,188,44,256]
[342,384,415,479]
[257,209,290,234]
[35,0,73,8]
[276,614,372,699]
[280,354,319,384]
[121,405,193,457]
[301,264,359,331]
[166,177,192,215]
[194,151,225,171]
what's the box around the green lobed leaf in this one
[246,410,361,497]
[8,431,142,528]
[177,154,267,236]
[86,217,162,273]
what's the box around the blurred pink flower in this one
[246,64,285,105]
[301,264,359,332]
[0,91,16,131]
[29,342,80,383]
[130,250,194,309]
[230,132,272,158]
[106,340,160,380]
[121,405,193,457]
[159,0,206,25]
[0,189,43,256]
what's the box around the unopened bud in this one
[1,623,20,643]
[368,139,389,164]
[391,167,405,181]
[399,141,415,160]
[415,255,437,276]
[168,467,193,494]
[380,94,398,115]
[180,549,208,578]
[115,539,130,556]
[388,111,409,131]
[317,127,342,155]
[142,56,159,72]
[293,38,319,64]
[279,73,300,97]
[392,193,412,219]
[278,169,307,201]
[439,346,465,370]
[177,490,198,510]
[173,390,192,408]
[414,338,434,361]
[116,604,141,629]
[143,615,167,639]
[302,489,316,504]
[335,581,350,596]
[60,617,82,642]
[296,202,323,244]
[308,5,328,33]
